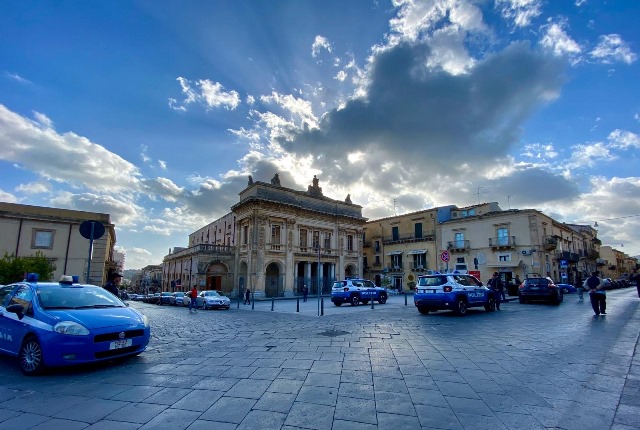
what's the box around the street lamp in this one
[316,244,321,316]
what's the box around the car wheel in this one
[333,301,342,306]
[555,294,563,305]
[378,294,387,304]
[484,296,496,312]
[361,299,369,305]
[418,306,430,315]
[350,295,360,306]
[19,336,44,376]
[455,299,468,316]
[562,288,569,294]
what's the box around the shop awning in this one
[485,260,521,268]
[408,249,427,254]
[386,250,403,255]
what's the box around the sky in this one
[1,0,639,269]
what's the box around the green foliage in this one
[0,252,56,284]
[381,277,391,288]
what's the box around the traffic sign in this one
[440,250,450,262]
[79,220,105,240]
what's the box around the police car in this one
[413,272,495,316]
[0,274,150,375]
[331,278,388,306]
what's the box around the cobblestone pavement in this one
[0,289,639,430]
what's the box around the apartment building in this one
[0,202,117,283]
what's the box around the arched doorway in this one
[206,263,229,294]
[345,264,356,278]
[265,262,284,298]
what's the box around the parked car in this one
[556,283,577,294]
[0,274,150,375]
[196,290,231,310]
[158,292,172,305]
[169,292,184,306]
[519,275,563,305]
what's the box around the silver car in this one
[196,290,231,310]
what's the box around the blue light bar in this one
[72,275,79,283]
[26,273,39,282]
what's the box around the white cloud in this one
[170,77,241,111]
[0,105,142,194]
[15,182,50,194]
[259,91,319,129]
[521,143,558,160]
[426,25,475,75]
[540,19,582,60]
[158,160,167,169]
[312,35,333,58]
[0,188,18,202]
[3,71,31,84]
[608,129,640,149]
[495,0,542,28]
[575,0,587,6]
[566,142,616,168]
[590,34,637,64]
[32,111,53,128]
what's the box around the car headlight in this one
[53,321,90,336]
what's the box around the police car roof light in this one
[26,273,39,282]
[72,275,79,283]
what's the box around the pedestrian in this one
[103,272,122,297]
[574,272,584,301]
[244,287,251,305]
[586,271,606,316]
[630,269,640,298]
[189,285,198,313]
[487,272,503,310]
[303,285,308,302]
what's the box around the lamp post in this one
[317,245,321,316]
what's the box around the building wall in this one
[0,202,116,283]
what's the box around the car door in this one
[0,284,34,355]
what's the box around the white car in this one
[196,290,231,310]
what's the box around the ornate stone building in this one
[162,175,366,298]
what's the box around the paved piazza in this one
[0,290,639,430]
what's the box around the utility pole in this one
[476,187,485,204]
[507,195,512,209]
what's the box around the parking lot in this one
[0,289,638,429]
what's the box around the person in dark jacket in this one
[244,287,251,305]
[574,272,584,301]
[487,272,504,310]
[103,272,122,297]
[629,269,640,298]
[586,271,606,316]
[303,285,308,302]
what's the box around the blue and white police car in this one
[0,274,151,375]
[331,278,388,306]
[414,272,495,316]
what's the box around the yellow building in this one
[0,202,117,284]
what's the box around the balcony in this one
[383,230,435,245]
[387,264,404,273]
[542,235,558,251]
[596,258,606,266]
[489,236,516,249]
[447,240,470,252]
[555,251,581,263]
[168,244,235,259]
[410,262,427,272]
[295,246,335,256]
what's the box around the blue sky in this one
[1,0,639,269]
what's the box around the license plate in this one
[109,339,132,350]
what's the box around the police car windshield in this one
[418,276,447,286]
[37,286,124,309]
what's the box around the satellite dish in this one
[476,252,486,265]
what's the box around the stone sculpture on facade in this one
[271,173,281,186]
[307,175,323,197]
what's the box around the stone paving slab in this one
[0,289,638,429]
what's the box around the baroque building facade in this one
[162,175,366,298]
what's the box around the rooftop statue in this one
[271,173,281,186]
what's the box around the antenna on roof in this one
[475,186,486,204]
[393,198,397,216]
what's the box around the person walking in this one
[244,287,251,305]
[586,271,606,316]
[630,269,640,298]
[189,285,198,313]
[303,285,308,302]
[487,272,503,310]
[575,272,584,301]
[103,272,122,298]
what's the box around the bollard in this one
[320,297,324,316]
[404,292,408,306]
[371,290,374,309]
[296,298,300,312]
[271,297,275,311]
[251,292,255,310]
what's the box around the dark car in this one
[158,292,172,305]
[519,275,563,305]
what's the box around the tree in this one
[0,252,56,284]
